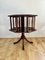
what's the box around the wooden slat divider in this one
[10,17,12,30]
[32,17,33,28]
[33,16,35,29]
[26,17,28,32]
[15,17,18,32]
[19,17,20,27]
[13,17,14,29]
[31,16,35,30]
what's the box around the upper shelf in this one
[8,14,38,17]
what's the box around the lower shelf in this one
[9,27,36,33]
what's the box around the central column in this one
[21,16,24,32]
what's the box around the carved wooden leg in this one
[24,36,33,44]
[13,37,21,44]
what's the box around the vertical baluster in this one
[33,16,35,29]
[14,17,16,31]
[26,17,28,32]
[10,17,12,30]
[13,17,14,29]
[20,17,22,32]
[28,17,30,31]
[31,17,33,29]
[32,16,35,30]
[19,17,20,31]
[19,17,20,27]
[27,17,28,27]
[24,17,26,32]
[14,17,16,28]
[15,17,18,32]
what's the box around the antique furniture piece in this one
[8,14,37,50]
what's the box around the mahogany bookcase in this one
[8,14,37,50]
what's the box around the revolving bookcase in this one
[8,14,37,50]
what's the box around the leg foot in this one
[13,37,21,44]
[24,36,33,44]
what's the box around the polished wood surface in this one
[0,37,45,60]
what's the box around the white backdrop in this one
[0,0,45,37]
